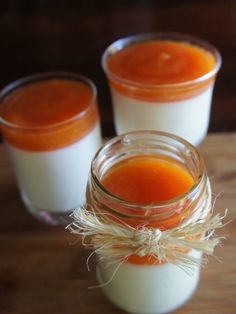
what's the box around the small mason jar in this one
[86,131,210,314]
[0,72,102,225]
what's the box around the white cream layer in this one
[111,86,214,146]
[7,123,102,213]
[97,250,201,314]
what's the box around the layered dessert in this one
[97,155,201,314]
[102,34,221,146]
[0,75,102,224]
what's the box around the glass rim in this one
[101,32,222,90]
[0,71,97,131]
[91,130,206,211]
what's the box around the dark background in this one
[0,0,235,137]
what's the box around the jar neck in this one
[87,131,208,230]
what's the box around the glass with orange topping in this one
[0,72,102,225]
[102,33,221,146]
[87,131,210,314]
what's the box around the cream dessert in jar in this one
[102,33,221,146]
[0,72,102,225]
[84,131,211,314]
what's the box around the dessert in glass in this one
[0,72,102,225]
[102,33,221,146]
[85,131,211,314]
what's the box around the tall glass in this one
[102,33,221,146]
[0,72,102,225]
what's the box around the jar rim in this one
[91,130,206,212]
[0,71,97,131]
[101,32,222,90]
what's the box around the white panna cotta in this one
[111,86,213,146]
[97,250,201,314]
[7,123,101,213]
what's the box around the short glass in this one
[0,72,102,225]
[102,33,222,146]
[86,131,210,314]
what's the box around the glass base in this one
[29,207,72,226]
[22,195,73,226]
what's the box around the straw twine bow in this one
[67,181,227,270]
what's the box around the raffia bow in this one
[67,195,226,270]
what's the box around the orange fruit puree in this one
[1,79,99,151]
[101,156,194,265]
[107,41,216,101]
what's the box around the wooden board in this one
[0,133,236,314]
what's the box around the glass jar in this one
[86,131,210,314]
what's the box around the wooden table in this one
[0,133,236,314]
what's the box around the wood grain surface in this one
[0,133,236,314]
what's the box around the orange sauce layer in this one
[107,41,216,101]
[101,156,194,265]
[1,80,99,151]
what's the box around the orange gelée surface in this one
[107,41,216,101]
[102,157,193,204]
[101,156,194,265]
[0,80,99,151]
